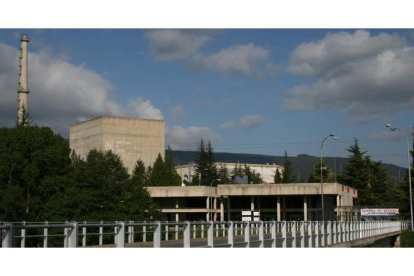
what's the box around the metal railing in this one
[1,220,404,248]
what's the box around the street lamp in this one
[386,124,413,231]
[321,133,338,222]
[209,179,221,221]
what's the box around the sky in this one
[0,28,413,167]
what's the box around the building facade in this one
[176,162,284,184]
[146,182,358,222]
[69,116,165,173]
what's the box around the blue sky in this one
[0,29,413,167]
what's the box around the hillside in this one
[172,150,405,183]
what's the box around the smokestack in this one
[17,34,29,126]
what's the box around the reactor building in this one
[69,116,165,173]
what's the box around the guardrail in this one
[1,220,404,248]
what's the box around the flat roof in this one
[70,115,164,127]
[146,183,357,198]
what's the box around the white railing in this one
[1,220,404,248]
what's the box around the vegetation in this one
[0,126,162,222]
[191,139,220,185]
[400,230,414,247]
[308,161,335,183]
[281,151,295,183]
[274,168,282,184]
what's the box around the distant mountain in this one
[172,150,405,183]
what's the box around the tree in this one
[131,159,147,187]
[192,139,219,185]
[308,162,334,183]
[274,168,282,184]
[243,164,263,184]
[147,153,166,186]
[164,146,182,186]
[217,164,231,184]
[282,151,295,183]
[0,126,72,222]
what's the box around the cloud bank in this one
[284,30,414,121]
[146,30,273,76]
[166,125,219,150]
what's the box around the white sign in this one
[360,208,399,216]
[242,210,260,221]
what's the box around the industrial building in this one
[69,116,165,173]
[176,162,284,184]
[146,182,358,222]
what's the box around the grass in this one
[400,230,414,247]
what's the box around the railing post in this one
[315,222,319,248]
[341,222,345,243]
[153,222,161,248]
[82,221,86,247]
[63,221,68,247]
[300,221,305,248]
[259,221,264,248]
[67,222,78,248]
[2,223,15,248]
[142,222,147,243]
[308,222,313,248]
[193,224,196,239]
[175,224,179,241]
[98,221,103,245]
[21,221,26,248]
[271,221,277,248]
[183,221,191,248]
[207,221,214,248]
[115,221,125,248]
[244,222,250,248]
[165,225,169,241]
[326,221,331,246]
[333,221,337,244]
[201,224,205,238]
[228,222,234,248]
[128,221,134,244]
[44,221,49,248]
[291,221,297,248]
[282,221,287,248]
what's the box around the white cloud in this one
[0,42,163,135]
[220,115,264,130]
[146,30,209,61]
[288,30,406,76]
[146,30,273,76]
[191,43,272,76]
[284,30,414,120]
[127,98,163,120]
[239,115,264,129]
[166,125,219,150]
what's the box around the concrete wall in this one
[70,116,164,173]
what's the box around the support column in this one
[304,196,308,222]
[220,197,224,222]
[250,197,255,211]
[206,197,210,221]
[213,197,218,221]
[277,196,281,222]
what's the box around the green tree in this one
[217,164,231,184]
[0,126,72,221]
[282,151,295,183]
[308,162,334,183]
[164,146,182,186]
[243,164,263,184]
[131,159,147,187]
[274,168,282,184]
[192,139,219,185]
[147,153,166,186]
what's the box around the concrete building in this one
[176,162,284,184]
[146,182,358,222]
[69,116,164,173]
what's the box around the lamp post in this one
[210,179,221,221]
[320,133,338,222]
[386,124,413,231]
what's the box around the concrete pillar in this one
[206,197,210,221]
[304,196,308,222]
[277,196,281,222]
[213,197,218,221]
[250,197,255,211]
[220,198,224,222]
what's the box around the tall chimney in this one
[17,34,29,125]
